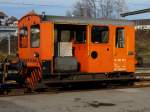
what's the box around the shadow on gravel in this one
[87,101,116,108]
[73,97,116,108]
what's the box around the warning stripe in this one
[33,70,39,86]
[33,70,37,83]
[24,59,43,89]
[31,69,37,89]
[32,70,36,83]
[35,69,40,81]
[25,67,42,89]
[30,74,34,89]
[38,68,42,79]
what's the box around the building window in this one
[116,28,125,48]
[19,27,28,48]
[91,26,109,43]
[30,25,40,48]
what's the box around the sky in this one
[0,0,150,20]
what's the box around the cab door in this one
[113,27,127,71]
[40,22,54,79]
[88,25,113,73]
[40,22,54,61]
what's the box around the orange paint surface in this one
[18,13,136,74]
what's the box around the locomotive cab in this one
[18,12,136,89]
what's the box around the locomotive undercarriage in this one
[0,57,136,92]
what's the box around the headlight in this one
[34,52,39,58]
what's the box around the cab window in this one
[55,25,86,43]
[19,27,28,48]
[75,30,86,43]
[116,28,125,48]
[91,26,109,43]
[30,25,40,48]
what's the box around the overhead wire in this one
[0,1,71,8]
[0,1,149,10]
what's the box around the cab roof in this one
[20,12,134,26]
[44,15,134,26]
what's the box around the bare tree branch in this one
[66,0,128,19]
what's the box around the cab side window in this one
[19,27,28,48]
[116,28,125,48]
[30,25,40,48]
[91,26,109,43]
[75,30,86,43]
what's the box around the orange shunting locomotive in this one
[18,12,136,89]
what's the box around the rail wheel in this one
[25,67,42,91]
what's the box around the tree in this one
[69,0,96,18]
[114,0,128,19]
[67,0,128,19]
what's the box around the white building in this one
[0,11,8,26]
[133,19,150,30]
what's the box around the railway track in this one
[0,67,150,97]
[136,67,150,81]
[0,80,150,97]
